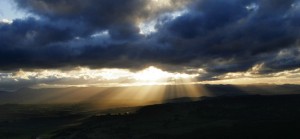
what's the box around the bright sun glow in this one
[133,66,196,82]
[133,66,171,81]
[4,66,199,89]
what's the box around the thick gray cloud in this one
[0,0,300,81]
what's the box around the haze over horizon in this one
[1,0,300,91]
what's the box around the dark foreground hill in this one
[52,94,300,139]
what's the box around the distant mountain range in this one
[0,84,300,108]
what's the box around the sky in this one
[0,0,28,21]
[0,0,300,91]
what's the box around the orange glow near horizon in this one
[4,66,300,108]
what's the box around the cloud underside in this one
[0,0,300,88]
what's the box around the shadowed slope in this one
[52,94,300,139]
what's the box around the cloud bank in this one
[0,0,300,89]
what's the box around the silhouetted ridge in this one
[52,94,300,139]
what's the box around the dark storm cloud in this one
[13,0,187,39]
[157,0,300,76]
[0,0,300,80]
